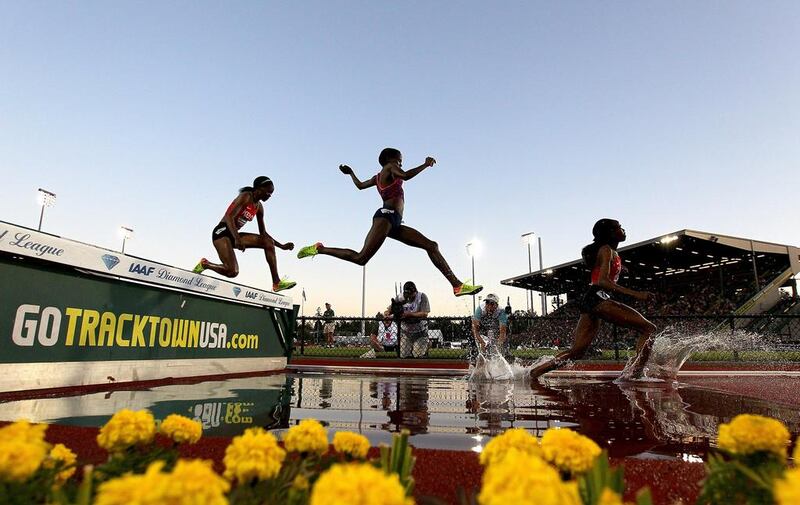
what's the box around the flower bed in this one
[0,410,798,504]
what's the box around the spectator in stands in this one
[471,293,509,356]
[323,302,335,347]
[361,312,399,358]
[385,281,431,358]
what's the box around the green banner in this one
[1,258,296,363]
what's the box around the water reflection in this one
[0,374,293,437]
[0,371,797,457]
[289,372,800,454]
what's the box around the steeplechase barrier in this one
[0,221,297,392]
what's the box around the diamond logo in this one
[102,254,120,270]
[233,287,241,297]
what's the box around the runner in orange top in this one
[529,219,656,379]
[193,176,296,293]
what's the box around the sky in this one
[1,1,798,316]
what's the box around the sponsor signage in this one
[42,381,292,437]
[1,259,294,363]
[0,221,292,310]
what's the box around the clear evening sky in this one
[2,2,798,316]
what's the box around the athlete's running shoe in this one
[297,242,322,259]
[454,281,483,297]
[273,278,297,292]
[192,258,208,274]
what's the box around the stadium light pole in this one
[361,265,366,338]
[538,235,546,315]
[466,240,480,313]
[119,226,134,254]
[36,188,56,231]
[521,232,536,315]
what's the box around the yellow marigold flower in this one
[598,488,624,505]
[160,414,202,444]
[94,461,169,505]
[293,474,310,490]
[161,459,229,504]
[310,462,411,505]
[0,420,50,482]
[333,431,370,459]
[541,427,602,474]
[478,449,581,505]
[96,460,229,505]
[0,438,49,482]
[284,419,328,455]
[479,428,541,467]
[96,409,156,453]
[775,467,800,505]
[0,419,48,444]
[45,443,77,485]
[223,427,286,483]
[717,414,790,459]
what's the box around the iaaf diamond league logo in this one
[102,254,120,270]
[233,287,241,297]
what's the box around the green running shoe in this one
[192,258,208,274]
[273,278,297,293]
[297,242,322,259]
[454,281,483,297]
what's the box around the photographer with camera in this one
[383,281,431,359]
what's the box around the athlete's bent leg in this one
[529,315,601,378]
[202,238,240,278]
[317,218,392,266]
[393,225,461,287]
[593,300,656,377]
[238,233,280,284]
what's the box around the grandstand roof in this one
[501,229,800,296]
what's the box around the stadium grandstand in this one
[502,229,799,319]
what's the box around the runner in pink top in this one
[193,176,296,293]
[529,219,657,380]
[297,148,482,297]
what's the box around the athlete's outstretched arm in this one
[256,206,294,250]
[339,165,377,190]
[595,246,651,301]
[392,156,435,181]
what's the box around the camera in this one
[390,296,405,322]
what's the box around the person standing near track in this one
[193,176,296,293]
[529,219,656,380]
[296,148,482,298]
[322,302,336,347]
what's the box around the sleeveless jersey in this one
[226,198,259,230]
[376,172,404,201]
[591,252,622,285]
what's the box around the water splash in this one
[469,349,572,382]
[469,344,514,381]
[618,325,769,382]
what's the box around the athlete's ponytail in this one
[240,176,273,193]
[581,218,619,268]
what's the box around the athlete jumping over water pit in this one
[297,148,482,297]
[529,219,656,380]
[193,176,297,293]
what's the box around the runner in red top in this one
[530,219,656,379]
[296,148,482,297]
[193,176,296,293]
